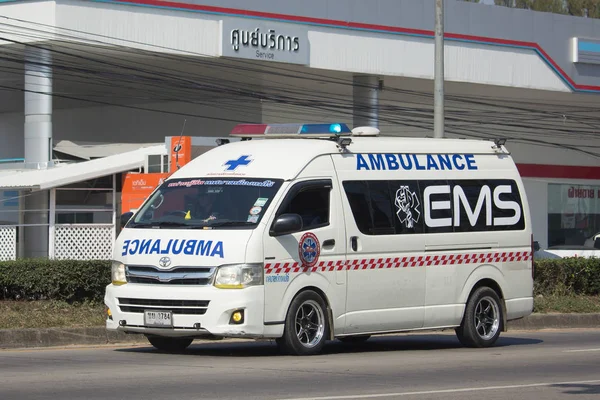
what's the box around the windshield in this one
[128,177,283,229]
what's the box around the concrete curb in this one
[1,313,599,350]
[0,327,148,349]
[506,312,600,331]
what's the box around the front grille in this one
[117,298,210,315]
[128,277,210,285]
[126,265,214,285]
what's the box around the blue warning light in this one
[299,123,351,135]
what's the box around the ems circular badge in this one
[298,232,320,268]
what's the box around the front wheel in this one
[456,286,503,348]
[146,336,193,352]
[278,290,329,356]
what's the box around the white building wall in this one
[47,1,572,93]
[57,0,221,57]
[0,99,262,158]
[522,178,549,248]
[0,1,56,46]
[0,113,24,160]
[506,142,600,168]
[52,100,262,144]
[308,30,570,92]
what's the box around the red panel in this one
[517,164,600,180]
[230,124,269,136]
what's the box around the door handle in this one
[350,236,358,252]
[323,239,335,249]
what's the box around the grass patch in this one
[0,296,599,329]
[534,295,600,314]
[0,300,105,329]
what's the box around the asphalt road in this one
[1,329,599,400]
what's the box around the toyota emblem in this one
[158,256,171,268]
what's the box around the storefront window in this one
[548,184,600,248]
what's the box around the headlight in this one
[111,261,127,285]
[214,264,263,289]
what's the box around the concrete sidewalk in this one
[1,313,599,350]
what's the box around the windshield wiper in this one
[201,221,257,228]
[129,221,191,228]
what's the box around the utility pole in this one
[433,0,444,138]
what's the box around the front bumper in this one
[104,284,275,339]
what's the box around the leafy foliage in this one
[1,258,599,304]
[534,257,600,296]
[493,0,600,17]
[0,259,111,303]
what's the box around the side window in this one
[277,181,331,231]
[367,181,395,235]
[343,181,371,234]
[343,180,425,236]
[343,179,524,236]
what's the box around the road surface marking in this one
[563,348,600,353]
[280,379,600,400]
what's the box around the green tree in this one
[496,0,600,17]
[566,0,600,17]
[530,0,567,13]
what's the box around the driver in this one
[195,189,220,221]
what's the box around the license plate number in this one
[144,310,173,327]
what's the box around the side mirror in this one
[533,241,540,252]
[120,211,134,227]
[270,213,303,236]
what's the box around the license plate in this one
[144,310,173,327]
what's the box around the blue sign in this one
[224,155,252,171]
[122,238,224,258]
[266,274,290,283]
[2,191,18,207]
[356,153,478,171]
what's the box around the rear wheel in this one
[456,286,503,348]
[278,290,329,356]
[146,336,193,352]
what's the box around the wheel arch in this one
[459,265,508,332]
[289,285,335,340]
[277,273,335,339]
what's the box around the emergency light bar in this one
[230,123,352,138]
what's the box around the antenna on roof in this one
[173,119,187,170]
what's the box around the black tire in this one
[456,286,503,348]
[278,290,329,356]
[146,336,193,352]
[338,335,371,343]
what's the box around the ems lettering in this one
[424,184,521,228]
[356,154,477,171]
[122,239,225,258]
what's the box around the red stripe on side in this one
[517,164,600,180]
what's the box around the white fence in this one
[0,224,115,260]
[0,225,16,261]
[53,224,114,260]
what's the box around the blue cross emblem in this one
[224,155,252,171]
[302,237,317,264]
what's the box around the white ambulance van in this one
[105,123,534,356]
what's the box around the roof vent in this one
[352,126,380,136]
